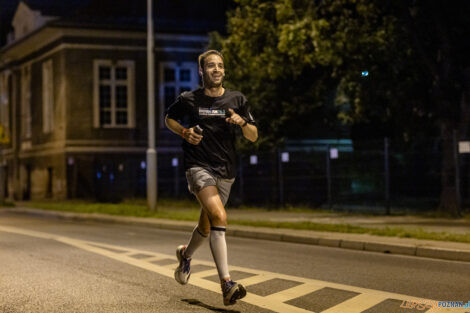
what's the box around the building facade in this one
[0,0,229,200]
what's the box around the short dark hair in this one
[198,50,224,69]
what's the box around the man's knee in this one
[210,210,227,226]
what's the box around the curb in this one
[3,207,470,263]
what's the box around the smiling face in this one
[200,54,225,88]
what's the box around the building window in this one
[180,69,191,82]
[164,68,175,82]
[21,65,31,139]
[42,59,54,133]
[159,62,198,127]
[93,60,135,128]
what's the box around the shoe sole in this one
[174,245,190,285]
[224,283,247,306]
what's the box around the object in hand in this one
[194,125,203,135]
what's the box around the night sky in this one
[0,0,234,46]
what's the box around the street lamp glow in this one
[361,71,369,77]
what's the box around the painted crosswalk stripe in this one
[191,268,219,278]
[265,283,324,302]
[237,273,276,286]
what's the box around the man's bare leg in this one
[196,186,230,282]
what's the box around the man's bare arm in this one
[165,115,203,145]
[241,123,258,142]
[225,108,258,142]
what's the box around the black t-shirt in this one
[166,88,255,179]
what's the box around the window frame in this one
[93,59,135,129]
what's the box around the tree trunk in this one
[438,121,460,216]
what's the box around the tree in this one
[211,0,470,215]
[211,0,407,148]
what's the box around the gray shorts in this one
[185,167,235,206]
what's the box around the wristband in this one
[181,128,189,138]
[241,120,248,127]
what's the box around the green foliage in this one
[212,0,469,150]
[211,0,470,213]
[211,0,410,149]
[0,201,15,207]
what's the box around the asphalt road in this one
[1,212,469,313]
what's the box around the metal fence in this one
[154,137,470,214]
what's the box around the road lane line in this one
[123,251,141,256]
[1,225,467,313]
[0,225,56,240]
[161,263,180,269]
[237,273,276,286]
[191,268,219,278]
[264,283,324,302]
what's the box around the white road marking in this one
[162,263,180,269]
[264,283,324,302]
[0,225,466,313]
[191,268,219,278]
[124,251,141,256]
[237,273,276,286]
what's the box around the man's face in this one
[201,54,225,88]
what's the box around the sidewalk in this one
[2,206,470,263]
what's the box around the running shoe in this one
[174,245,191,285]
[222,280,246,306]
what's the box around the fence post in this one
[384,137,391,215]
[238,156,244,204]
[326,144,332,210]
[453,130,461,215]
[277,149,284,207]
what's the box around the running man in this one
[165,50,258,306]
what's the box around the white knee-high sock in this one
[184,226,208,259]
[210,226,230,280]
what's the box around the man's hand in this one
[182,127,203,145]
[225,108,247,127]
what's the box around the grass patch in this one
[24,199,200,221]
[0,201,15,208]
[228,219,470,243]
[238,204,331,214]
[16,199,470,244]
